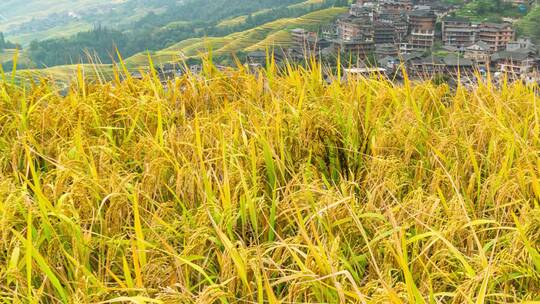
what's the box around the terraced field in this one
[0,50,17,63]
[14,64,114,83]
[0,49,33,68]
[288,0,326,9]
[216,0,326,29]
[126,7,346,67]
[245,30,293,52]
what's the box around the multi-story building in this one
[377,9,408,41]
[374,21,396,44]
[291,28,318,47]
[464,41,492,68]
[407,10,436,50]
[399,42,416,54]
[375,43,399,59]
[409,28,436,50]
[349,3,375,21]
[442,17,479,47]
[380,0,414,12]
[378,8,403,22]
[333,39,375,59]
[336,14,373,42]
[408,9,436,30]
[393,18,409,42]
[506,38,535,51]
[478,23,515,52]
[321,24,338,40]
[491,50,537,79]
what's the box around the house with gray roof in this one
[491,49,537,79]
[464,41,492,68]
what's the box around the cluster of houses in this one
[247,0,540,84]
[147,0,539,85]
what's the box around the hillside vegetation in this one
[216,0,326,28]
[517,4,540,43]
[455,0,523,21]
[18,0,325,69]
[126,7,347,67]
[0,63,539,303]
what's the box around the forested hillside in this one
[517,4,540,43]
[20,0,342,68]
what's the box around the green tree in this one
[334,0,349,7]
[0,32,5,52]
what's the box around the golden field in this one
[0,62,539,303]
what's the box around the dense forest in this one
[26,0,342,68]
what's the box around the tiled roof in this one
[443,55,473,66]
[491,50,534,61]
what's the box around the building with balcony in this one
[491,49,537,79]
[333,39,375,59]
[380,0,414,12]
[408,9,436,31]
[291,28,318,47]
[375,43,399,59]
[336,14,374,42]
[349,3,375,21]
[478,23,515,52]
[442,17,479,47]
[374,21,396,44]
[409,29,435,50]
[407,9,436,50]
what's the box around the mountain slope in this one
[1,0,172,45]
[0,0,114,20]
[126,7,347,67]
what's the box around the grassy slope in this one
[13,64,114,83]
[126,7,347,67]
[0,63,539,303]
[216,0,325,28]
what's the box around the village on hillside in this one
[152,0,539,86]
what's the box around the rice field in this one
[0,62,539,303]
